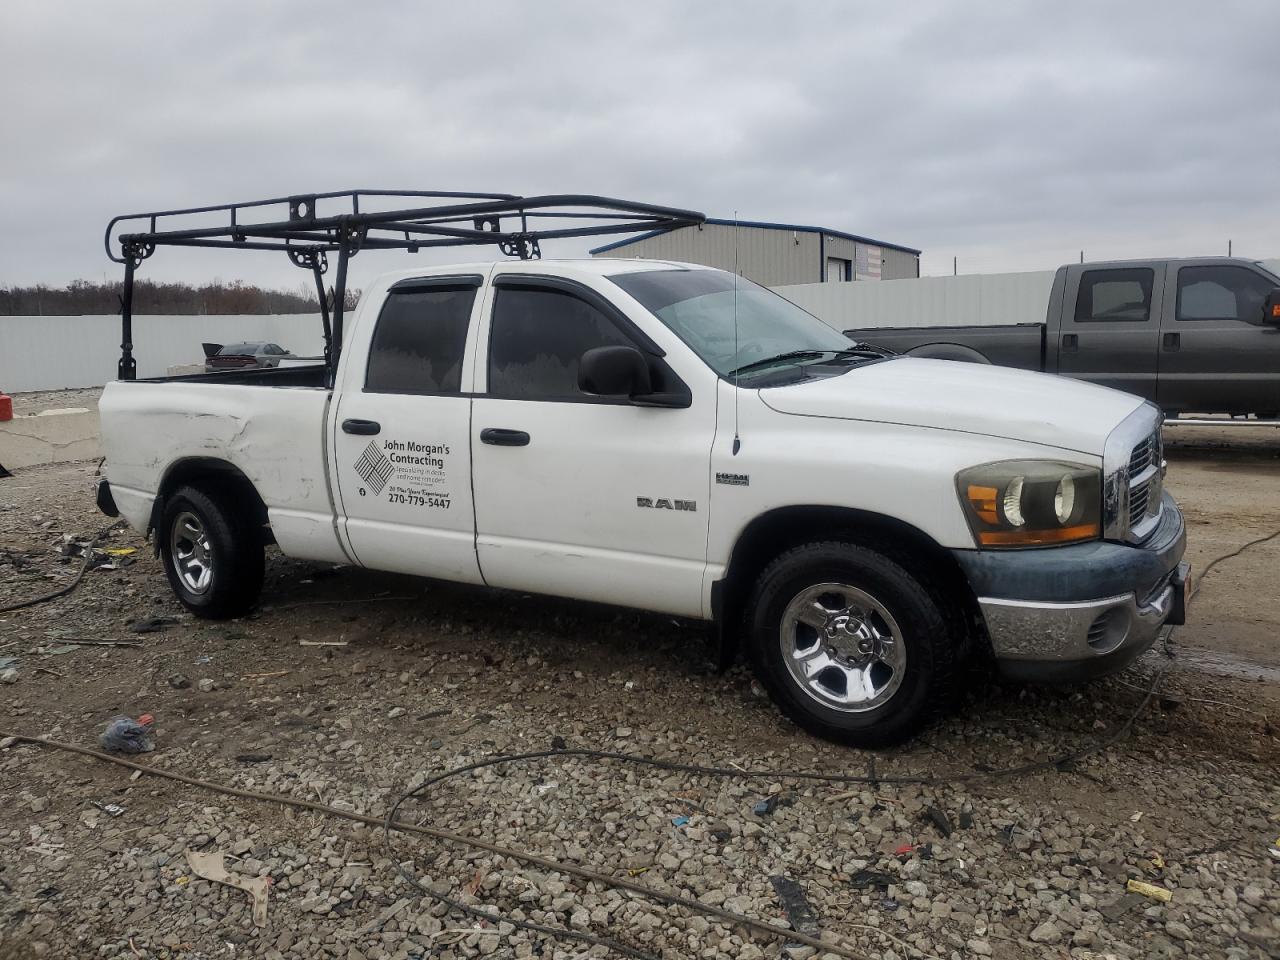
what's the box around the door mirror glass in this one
[578,345,653,397]
[1265,289,1280,325]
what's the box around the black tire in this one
[159,484,264,619]
[745,541,957,747]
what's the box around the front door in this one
[1158,262,1280,415]
[469,276,716,618]
[1055,265,1165,400]
[331,275,486,583]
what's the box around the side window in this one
[488,287,635,400]
[365,286,476,394]
[1074,269,1154,322]
[1176,266,1274,323]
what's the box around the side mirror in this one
[1265,289,1280,325]
[578,345,653,397]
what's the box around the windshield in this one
[610,269,856,377]
[219,343,258,355]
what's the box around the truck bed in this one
[846,323,1046,372]
[99,375,347,565]
[139,363,329,388]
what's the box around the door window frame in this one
[1174,264,1274,325]
[483,275,690,406]
[361,274,484,397]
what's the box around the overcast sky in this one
[3,1,1279,291]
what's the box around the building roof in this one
[589,216,922,257]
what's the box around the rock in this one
[167,673,191,689]
[1165,920,1192,940]
[196,678,215,692]
[967,940,992,956]
[30,797,49,813]
[387,707,406,719]
[0,668,17,684]
[1241,884,1264,907]
[1029,920,1061,944]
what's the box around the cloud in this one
[2,0,1278,289]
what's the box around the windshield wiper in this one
[727,346,892,377]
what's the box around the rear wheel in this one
[160,485,264,619]
[745,541,956,747]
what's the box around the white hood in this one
[759,357,1144,456]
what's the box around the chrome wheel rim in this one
[779,582,906,713]
[171,511,214,595]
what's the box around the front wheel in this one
[160,485,264,619]
[745,541,957,747]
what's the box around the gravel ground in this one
[0,443,1277,959]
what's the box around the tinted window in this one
[1177,265,1273,323]
[365,286,475,394]
[488,287,634,400]
[1074,269,1154,322]
[219,343,256,355]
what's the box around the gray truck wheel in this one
[745,541,956,746]
[160,485,264,619]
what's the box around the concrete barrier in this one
[0,406,102,469]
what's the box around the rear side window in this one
[365,286,476,394]
[488,287,634,400]
[1176,265,1274,323]
[1074,269,1154,322]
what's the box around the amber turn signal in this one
[976,522,1100,547]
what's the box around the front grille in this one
[1128,432,1157,475]
[1126,429,1162,535]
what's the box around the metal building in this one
[589,217,921,287]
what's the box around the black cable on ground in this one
[1193,527,1280,591]
[0,520,125,614]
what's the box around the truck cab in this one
[1048,258,1280,416]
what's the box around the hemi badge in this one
[716,472,749,486]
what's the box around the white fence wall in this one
[0,314,326,393]
[776,259,1280,332]
[774,271,1056,330]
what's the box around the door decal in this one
[352,437,453,509]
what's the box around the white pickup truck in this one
[96,193,1188,746]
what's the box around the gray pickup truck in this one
[848,258,1280,417]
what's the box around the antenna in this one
[732,210,741,456]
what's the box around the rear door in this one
[331,274,486,583]
[1054,264,1164,400]
[1157,262,1280,416]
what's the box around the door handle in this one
[1062,333,1078,353]
[1163,332,1180,351]
[342,418,381,436]
[480,428,530,447]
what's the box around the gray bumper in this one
[954,493,1187,682]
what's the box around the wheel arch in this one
[712,505,983,669]
[148,457,272,544]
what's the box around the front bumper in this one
[954,493,1188,682]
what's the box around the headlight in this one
[957,461,1101,548]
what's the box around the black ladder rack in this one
[105,190,704,382]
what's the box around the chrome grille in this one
[1128,433,1157,476]
[1126,428,1162,535]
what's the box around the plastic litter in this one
[1126,878,1172,902]
[924,806,953,837]
[770,875,820,937]
[671,815,689,827]
[99,714,155,754]
[185,849,270,926]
